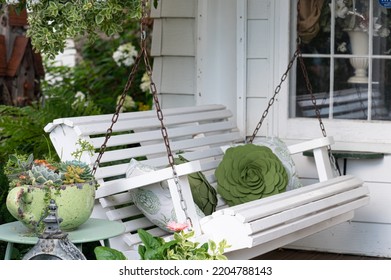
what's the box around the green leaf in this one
[94,246,127,260]
[95,14,105,25]
[137,229,163,250]
[209,240,217,252]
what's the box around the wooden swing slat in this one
[88,120,237,148]
[95,161,202,198]
[221,175,363,222]
[45,104,228,131]
[92,131,241,164]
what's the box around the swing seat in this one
[44,104,369,259]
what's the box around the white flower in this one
[333,0,349,18]
[112,43,138,67]
[140,72,151,93]
[72,91,89,108]
[74,91,86,101]
[376,27,391,37]
[29,0,40,5]
[6,0,20,4]
[116,95,136,112]
[337,42,347,53]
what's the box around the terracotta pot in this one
[6,182,96,232]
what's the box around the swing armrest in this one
[288,136,335,181]
[95,160,202,199]
[287,136,334,155]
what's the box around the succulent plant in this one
[4,153,35,188]
[5,152,95,188]
[59,160,94,184]
[28,165,63,186]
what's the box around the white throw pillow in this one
[253,137,303,191]
[126,159,204,232]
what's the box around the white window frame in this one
[276,0,391,153]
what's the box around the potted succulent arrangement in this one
[4,140,97,233]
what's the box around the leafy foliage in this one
[138,228,230,260]
[95,228,230,260]
[2,0,143,59]
[73,33,153,113]
[0,95,100,162]
[94,246,127,260]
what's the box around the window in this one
[281,0,391,152]
[291,0,391,120]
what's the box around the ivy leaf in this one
[95,14,105,25]
[94,246,127,260]
[153,0,159,9]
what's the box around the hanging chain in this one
[92,0,193,227]
[92,51,143,175]
[140,0,192,227]
[248,0,340,175]
[248,49,299,143]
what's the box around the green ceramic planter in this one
[6,181,96,232]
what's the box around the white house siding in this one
[151,0,197,108]
[151,0,391,258]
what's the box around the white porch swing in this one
[44,0,369,260]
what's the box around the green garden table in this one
[0,218,125,260]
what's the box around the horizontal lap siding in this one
[151,0,197,108]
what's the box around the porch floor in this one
[253,249,390,260]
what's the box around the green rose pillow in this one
[174,155,218,216]
[215,144,288,206]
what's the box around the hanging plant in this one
[1,0,159,59]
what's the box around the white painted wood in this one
[45,104,368,259]
[247,20,270,59]
[160,0,196,18]
[150,19,162,56]
[225,212,353,259]
[236,0,247,139]
[247,0,269,19]
[224,176,365,222]
[200,0,237,114]
[286,221,391,258]
[160,56,195,94]
[161,19,195,56]
[247,59,270,97]
[195,0,206,105]
[246,97,269,136]
[96,161,202,198]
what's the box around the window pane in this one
[293,58,330,118]
[333,83,368,120]
[372,59,391,120]
[299,0,331,55]
[373,0,391,55]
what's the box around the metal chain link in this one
[92,0,193,227]
[92,51,143,175]
[140,0,192,227]
[248,0,340,175]
[248,49,299,143]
